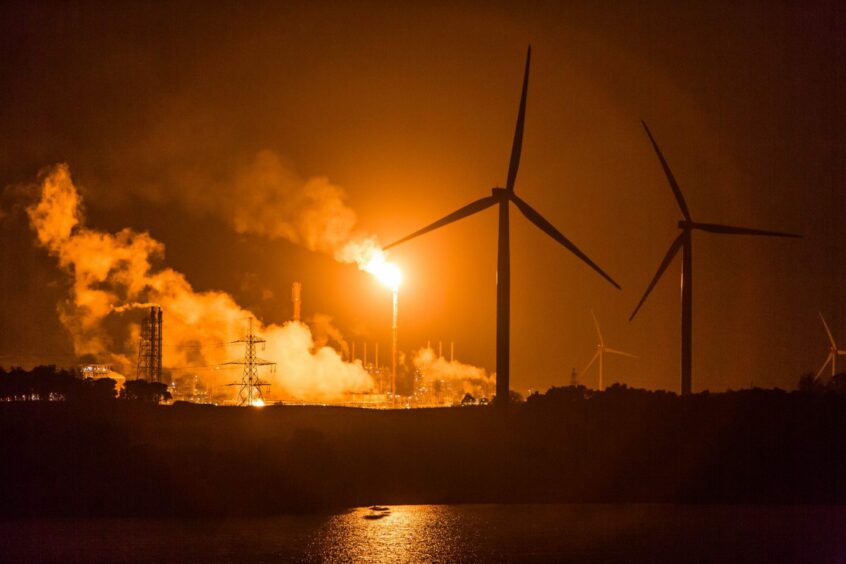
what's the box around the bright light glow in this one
[363,250,402,292]
[251,398,266,407]
[337,238,403,292]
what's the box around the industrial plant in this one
[103,284,495,408]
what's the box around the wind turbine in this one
[629,121,801,395]
[581,311,637,391]
[816,312,846,379]
[385,46,621,408]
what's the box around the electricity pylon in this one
[225,317,275,406]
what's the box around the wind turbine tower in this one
[816,312,845,379]
[581,311,637,391]
[386,46,620,408]
[629,121,800,395]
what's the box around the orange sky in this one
[1,0,843,393]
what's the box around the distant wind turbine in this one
[581,311,637,391]
[629,121,801,395]
[385,46,621,408]
[816,312,845,379]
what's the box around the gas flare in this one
[335,237,402,291]
[363,250,402,292]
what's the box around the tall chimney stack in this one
[136,305,163,382]
[291,282,302,322]
[156,306,163,382]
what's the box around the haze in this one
[1,0,843,394]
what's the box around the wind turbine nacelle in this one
[491,187,509,200]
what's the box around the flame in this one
[337,238,402,292]
[363,250,402,292]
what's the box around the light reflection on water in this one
[1,504,844,562]
[312,506,472,562]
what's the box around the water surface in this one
[2,504,843,562]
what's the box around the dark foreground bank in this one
[1,389,844,516]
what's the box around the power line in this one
[223,317,276,406]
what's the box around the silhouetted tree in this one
[829,373,846,393]
[526,390,543,404]
[542,385,591,403]
[0,365,92,401]
[86,377,118,401]
[120,380,172,403]
[797,372,823,393]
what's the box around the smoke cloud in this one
[226,151,358,256]
[413,346,494,397]
[308,313,351,360]
[176,150,390,273]
[27,164,373,402]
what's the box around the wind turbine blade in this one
[629,233,684,321]
[692,222,802,238]
[605,347,638,359]
[641,121,691,221]
[384,196,498,249]
[510,193,621,289]
[591,310,604,346]
[506,46,531,192]
[816,353,833,379]
[819,312,837,348]
[581,350,599,376]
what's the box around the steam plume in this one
[27,164,373,401]
[183,150,395,277]
[111,302,160,313]
[413,346,494,397]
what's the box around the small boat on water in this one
[363,505,391,520]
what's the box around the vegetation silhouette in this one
[0,365,173,404]
[120,380,172,403]
[1,368,844,517]
[0,365,116,402]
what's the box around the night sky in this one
[1,0,843,393]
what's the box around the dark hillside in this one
[1,388,844,517]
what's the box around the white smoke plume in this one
[183,150,392,275]
[413,346,494,397]
[308,313,350,359]
[111,302,160,313]
[226,151,358,256]
[27,164,373,402]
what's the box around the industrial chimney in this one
[291,282,302,322]
[136,305,163,382]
